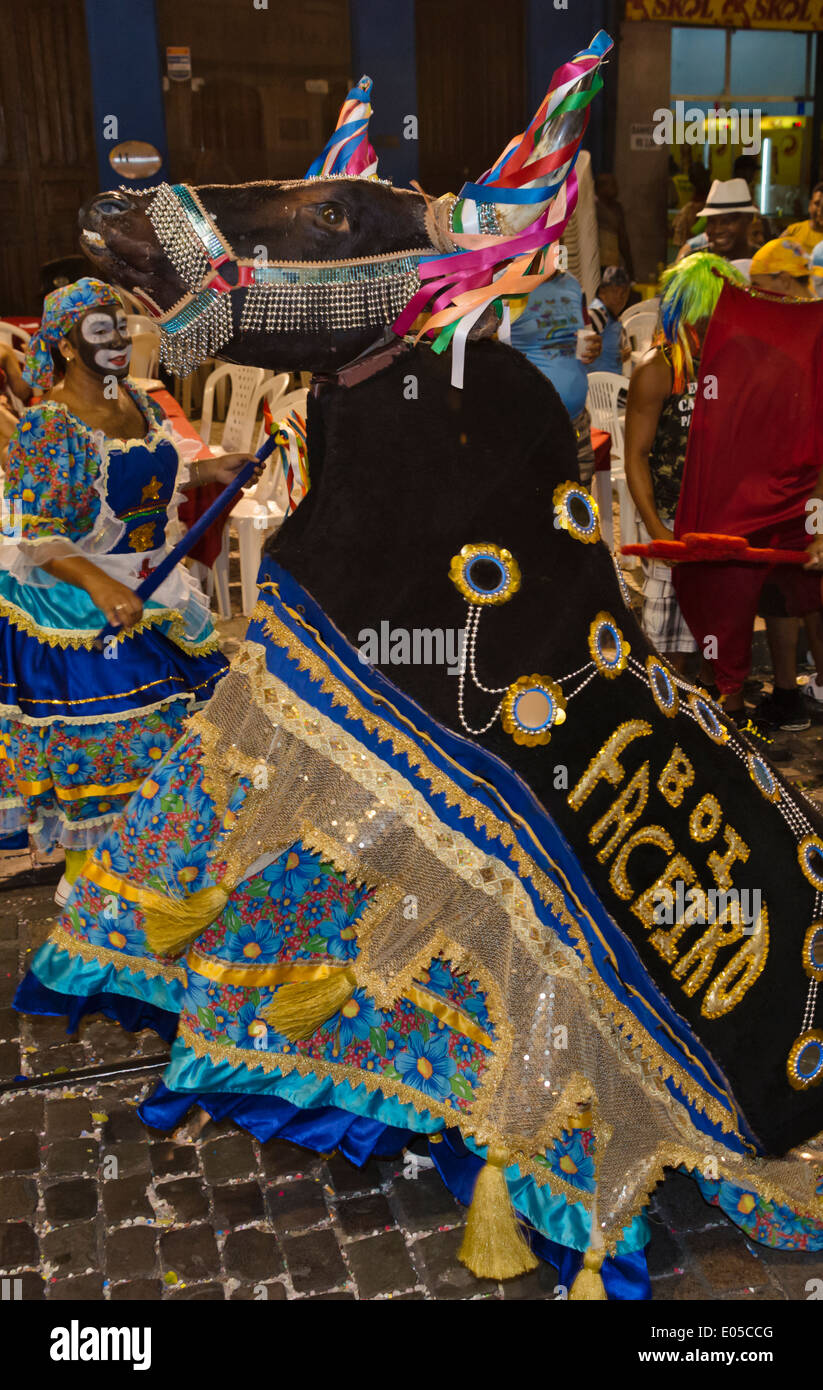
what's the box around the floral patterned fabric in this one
[694,1170,823,1252]
[0,702,193,849]
[6,391,164,544]
[59,735,494,1116]
[0,388,226,853]
[22,725,823,1262]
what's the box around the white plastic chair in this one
[586,371,638,562]
[199,363,277,455]
[199,371,290,618]
[231,386,309,615]
[130,335,160,379]
[621,302,659,357]
[0,323,31,352]
[622,297,659,323]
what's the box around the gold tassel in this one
[569,1247,607,1301]
[264,966,358,1040]
[142,884,231,957]
[458,1148,538,1280]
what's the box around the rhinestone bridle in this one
[145,181,432,375]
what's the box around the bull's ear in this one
[445,31,612,244]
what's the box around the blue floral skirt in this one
[0,569,227,851]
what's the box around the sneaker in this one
[753,691,811,732]
[729,712,792,762]
[804,676,823,705]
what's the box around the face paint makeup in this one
[77,308,132,377]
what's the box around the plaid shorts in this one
[639,519,698,654]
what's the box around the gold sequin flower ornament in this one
[501,676,566,746]
[449,543,521,606]
[588,612,630,678]
[553,481,600,544]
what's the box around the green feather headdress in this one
[659,252,746,390]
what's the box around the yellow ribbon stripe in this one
[185,951,493,1049]
[404,983,493,1050]
[84,857,178,913]
[186,951,340,987]
[51,778,145,804]
[15,776,54,796]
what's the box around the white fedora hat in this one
[697,178,759,217]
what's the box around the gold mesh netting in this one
[186,639,823,1248]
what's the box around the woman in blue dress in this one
[0,278,254,900]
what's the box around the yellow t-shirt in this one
[783,220,823,256]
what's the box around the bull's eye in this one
[318,202,346,227]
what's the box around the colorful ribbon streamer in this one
[393,31,612,385]
[263,401,310,513]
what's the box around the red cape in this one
[675,282,823,540]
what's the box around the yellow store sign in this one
[625,0,823,30]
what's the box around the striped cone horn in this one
[305,75,378,180]
[451,32,613,241]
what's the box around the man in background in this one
[510,262,601,485]
[784,183,823,258]
[586,266,631,376]
[672,164,711,250]
[744,237,823,733]
[675,177,760,269]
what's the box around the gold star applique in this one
[129,522,156,552]
[140,476,163,502]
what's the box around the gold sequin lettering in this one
[657,746,695,809]
[632,855,699,960]
[689,793,722,844]
[568,720,652,812]
[702,906,769,1018]
[589,762,649,863]
[609,826,673,901]
[708,824,749,891]
[671,905,745,997]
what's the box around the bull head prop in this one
[81,34,611,380]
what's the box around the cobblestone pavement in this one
[2,601,823,1301]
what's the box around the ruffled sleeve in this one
[0,405,101,581]
[5,405,100,542]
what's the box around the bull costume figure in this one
[14,43,823,1299]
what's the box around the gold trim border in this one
[252,592,745,1136]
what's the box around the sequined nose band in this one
[145,181,431,374]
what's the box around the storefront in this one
[615,0,822,278]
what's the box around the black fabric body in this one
[269,337,823,1155]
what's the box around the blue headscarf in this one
[23,277,123,391]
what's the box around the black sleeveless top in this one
[648,349,699,520]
